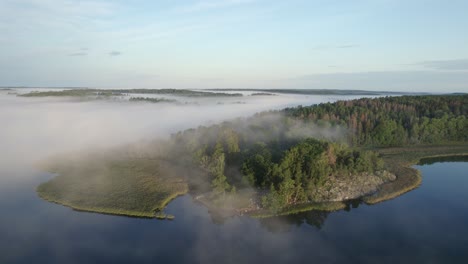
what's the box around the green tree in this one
[210,142,231,195]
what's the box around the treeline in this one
[172,120,384,209]
[171,95,467,210]
[111,89,242,97]
[129,97,177,103]
[19,89,119,97]
[243,139,383,211]
[19,88,243,98]
[285,95,468,146]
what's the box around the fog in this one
[0,89,455,264]
[0,89,361,171]
[0,89,358,263]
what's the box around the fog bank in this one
[0,90,364,181]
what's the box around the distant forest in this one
[285,95,468,146]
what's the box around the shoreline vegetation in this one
[364,144,468,204]
[37,191,184,219]
[129,97,178,104]
[35,94,468,219]
[36,147,468,219]
[208,88,424,96]
[36,157,189,219]
[196,145,468,219]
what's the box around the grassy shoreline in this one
[249,202,346,218]
[251,144,468,217]
[363,143,468,205]
[37,183,188,219]
[36,144,468,219]
[36,158,189,219]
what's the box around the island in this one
[18,88,243,98]
[36,94,468,219]
[207,88,418,96]
[128,97,178,104]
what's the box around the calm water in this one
[1,161,467,263]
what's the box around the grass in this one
[363,143,468,204]
[37,143,468,219]
[37,157,188,218]
[195,187,347,219]
[155,212,175,220]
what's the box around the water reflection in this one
[2,161,468,263]
[259,210,330,232]
[255,199,364,232]
[418,155,468,165]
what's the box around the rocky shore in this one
[312,171,396,202]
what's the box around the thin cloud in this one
[416,59,468,71]
[337,44,358,49]
[199,77,224,81]
[69,52,87,56]
[312,44,358,50]
[0,0,116,29]
[312,45,329,50]
[109,51,122,56]
[177,0,256,13]
[284,70,468,92]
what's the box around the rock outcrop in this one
[312,170,396,202]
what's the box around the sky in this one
[0,0,467,92]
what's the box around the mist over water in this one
[0,90,363,169]
[1,89,467,263]
[1,160,468,263]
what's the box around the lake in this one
[1,160,467,263]
[0,91,466,263]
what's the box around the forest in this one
[170,95,468,212]
[129,97,178,103]
[285,95,468,146]
[19,88,242,98]
[35,94,468,217]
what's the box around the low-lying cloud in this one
[312,44,358,50]
[415,58,468,71]
[69,52,88,56]
[0,91,347,171]
[109,51,122,56]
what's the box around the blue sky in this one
[1,0,467,92]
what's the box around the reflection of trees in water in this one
[258,199,363,233]
[258,210,330,233]
[208,210,228,225]
[418,155,468,165]
[303,211,329,229]
[206,199,365,232]
[343,199,361,212]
